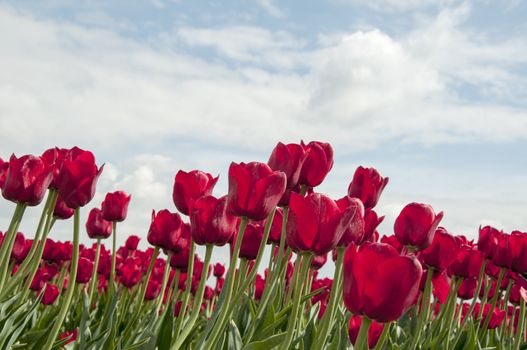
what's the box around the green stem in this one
[355,317,373,350]
[174,241,196,336]
[479,268,506,338]
[514,297,525,350]
[499,279,513,340]
[88,239,102,308]
[411,267,434,350]
[0,203,27,293]
[155,252,173,315]
[42,208,80,350]
[373,322,391,350]
[108,221,117,296]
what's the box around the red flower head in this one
[474,304,506,329]
[190,195,237,247]
[380,234,404,253]
[511,231,527,273]
[76,257,93,284]
[448,245,484,279]
[0,157,9,189]
[2,154,52,206]
[267,207,283,245]
[362,209,384,243]
[343,242,423,323]
[11,232,31,264]
[478,225,501,258]
[311,253,328,270]
[457,278,478,300]
[420,227,459,271]
[267,142,306,205]
[491,232,513,269]
[125,235,140,251]
[53,194,74,220]
[57,147,103,209]
[286,192,355,256]
[169,224,192,271]
[297,141,334,188]
[118,257,143,288]
[336,196,365,247]
[41,147,70,189]
[227,162,286,221]
[394,202,444,250]
[102,191,131,222]
[348,315,385,349]
[213,263,225,278]
[235,223,264,260]
[41,283,60,305]
[145,278,161,300]
[255,274,266,300]
[86,208,112,240]
[147,209,184,253]
[347,166,389,209]
[172,170,218,216]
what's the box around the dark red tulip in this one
[41,147,70,189]
[145,279,161,300]
[86,208,112,239]
[311,253,327,270]
[474,304,505,329]
[204,286,214,300]
[101,191,131,222]
[297,141,333,188]
[491,232,513,269]
[511,231,527,273]
[362,209,384,243]
[2,154,52,206]
[478,225,501,258]
[190,195,237,247]
[458,278,478,300]
[227,162,286,221]
[380,235,403,253]
[41,284,60,305]
[169,224,192,271]
[42,239,62,263]
[267,207,283,245]
[118,257,143,288]
[147,209,184,252]
[59,329,78,345]
[255,274,266,300]
[0,157,8,189]
[11,233,31,264]
[394,203,444,250]
[76,257,93,283]
[125,235,140,251]
[172,170,218,216]
[448,246,484,279]
[53,194,74,219]
[286,192,355,256]
[267,142,306,205]
[213,263,225,278]
[57,147,103,209]
[420,227,459,271]
[343,242,423,323]
[336,196,364,246]
[348,315,385,348]
[347,166,389,209]
[236,223,264,260]
[432,272,451,304]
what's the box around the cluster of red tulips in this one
[0,142,525,350]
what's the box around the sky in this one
[0,0,526,275]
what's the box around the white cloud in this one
[258,0,285,18]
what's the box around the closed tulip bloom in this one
[347,166,389,209]
[118,257,143,288]
[101,191,131,222]
[147,209,184,252]
[448,246,484,279]
[511,231,527,273]
[213,263,225,278]
[125,235,140,251]
[86,208,112,239]
[286,192,355,256]
[474,304,506,329]
[0,157,8,189]
[478,225,501,258]
[297,141,334,188]
[380,234,404,253]
[348,315,385,349]
[236,223,264,260]
[343,242,423,323]
[227,162,286,221]
[420,227,459,271]
[41,147,70,189]
[2,154,53,206]
[41,284,60,305]
[145,279,161,300]
[169,225,192,271]
[394,203,444,250]
[267,207,283,244]
[336,196,365,246]
[173,170,218,216]
[76,257,93,284]
[11,232,30,263]
[53,194,74,220]
[362,209,384,243]
[458,278,478,300]
[190,195,237,246]
[268,142,306,205]
[491,232,513,269]
[57,147,103,209]
[311,253,327,270]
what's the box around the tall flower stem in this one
[355,317,373,350]
[42,208,81,350]
[108,221,118,296]
[373,322,391,350]
[0,202,27,293]
[410,267,434,350]
[174,241,196,336]
[88,239,102,307]
[155,252,173,315]
[479,268,505,338]
[514,297,526,350]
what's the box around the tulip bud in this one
[147,209,184,252]
[86,208,112,239]
[190,195,237,247]
[102,191,131,222]
[297,141,333,188]
[172,170,218,216]
[41,284,60,305]
[347,166,389,209]
[394,203,444,250]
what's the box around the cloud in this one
[258,0,285,18]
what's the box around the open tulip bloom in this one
[0,142,526,350]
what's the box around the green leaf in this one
[241,333,286,350]
[227,320,242,350]
[155,302,174,350]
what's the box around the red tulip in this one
[227,162,286,221]
[297,141,333,188]
[169,224,192,271]
[432,272,451,304]
[267,207,283,245]
[348,315,385,348]
[2,154,52,206]
[190,195,237,247]
[59,329,78,345]
[11,232,30,263]
[53,194,74,219]
[347,166,389,209]
[286,192,355,256]
[213,263,225,278]
[420,227,459,271]
[57,147,103,209]
[394,203,444,250]
[458,278,478,300]
[448,246,484,279]
[511,231,527,273]
[125,235,140,251]
[311,253,327,270]
[147,209,184,252]
[343,242,422,323]
[478,225,501,258]
[380,234,403,253]
[41,283,60,305]
[0,157,8,189]
[172,170,218,216]
[236,223,264,260]
[254,274,266,300]
[86,208,112,239]
[145,278,162,300]
[491,232,513,269]
[267,142,306,205]
[76,257,93,283]
[118,257,143,288]
[101,191,131,222]
[336,196,365,246]
[474,304,505,329]
[362,209,384,243]
[41,147,70,189]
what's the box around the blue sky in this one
[0,0,526,272]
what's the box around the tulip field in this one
[0,142,526,350]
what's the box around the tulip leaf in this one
[227,320,243,350]
[155,300,174,350]
[241,332,286,350]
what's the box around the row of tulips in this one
[0,142,525,350]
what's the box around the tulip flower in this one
[286,192,355,256]
[118,257,143,288]
[2,154,52,206]
[420,227,459,271]
[478,225,501,258]
[267,207,283,245]
[347,166,389,209]
[311,253,327,270]
[86,208,112,239]
[394,202,444,250]
[491,232,513,269]
[41,147,70,189]
[147,209,184,252]
[267,142,306,205]
[101,191,131,222]
[297,141,333,188]
[380,234,404,253]
[236,223,264,260]
[213,263,225,278]
[53,194,74,220]
[76,257,93,284]
[0,157,8,189]
[173,170,218,216]
[169,225,192,271]
[511,231,527,273]
[348,315,385,349]
[41,284,60,305]
[448,246,484,279]
[362,209,384,243]
[145,279,162,300]
[343,242,423,323]
[227,161,286,221]
[336,196,365,246]
[125,235,140,251]
[190,195,237,246]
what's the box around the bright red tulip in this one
[57,147,103,209]
[297,141,333,188]
[0,157,8,189]
[491,232,513,269]
[118,257,143,288]
[125,235,140,250]
[362,209,384,243]
[348,315,385,348]
[41,147,70,189]
[286,192,355,256]
[41,284,60,305]
[145,278,161,300]
[448,246,484,279]
[267,142,306,205]
[511,231,527,273]
[102,191,131,222]
[267,207,283,245]
[236,223,264,260]
[336,196,365,246]
[76,257,93,283]
[86,208,112,239]
[380,234,403,253]
[394,203,444,250]
[347,166,389,209]
[2,154,52,206]
[169,224,192,271]
[53,194,74,219]
[11,232,31,263]
[190,195,237,246]
[227,162,286,221]
[458,278,478,300]
[213,263,225,278]
[420,227,459,271]
[147,209,184,252]
[343,242,423,323]
[478,225,501,258]
[172,170,218,216]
